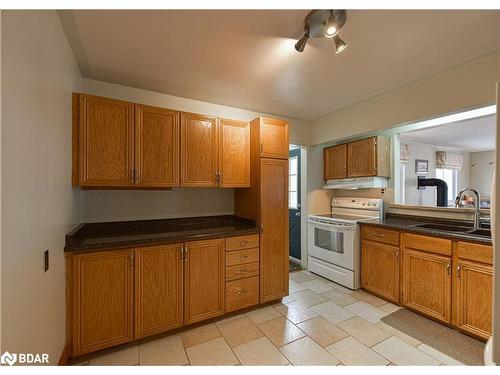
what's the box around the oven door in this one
[308,219,356,270]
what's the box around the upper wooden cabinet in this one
[219,118,250,187]
[323,136,390,180]
[324,144,347,180]
[73,93,250,189]
[134,244,184,339]
[71,249,134,356]
[135,104,180,188]
[75,94,135,187]
[258,117,289,159]
[180,112,219,187]
[184,238,225,324]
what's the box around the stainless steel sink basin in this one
[467,228,491,237]
[411,223,491,238]
[412,223,472,233]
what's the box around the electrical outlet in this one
[44,250,49,272]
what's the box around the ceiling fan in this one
[295,10,348,54]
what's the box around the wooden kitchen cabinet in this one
[454,242,493,340]
[402,247,452,324]
[259,117,289,159]
[74,94,134,187]
[71,249,134,356]
[361,239,400,303]
[134,104,180,188]
[323,136,390,180]
[134,244,184,339]
[348,137,390,177]
[184,238,225,324]
[219,118,250,187]
[180,112,219,187]
[324,144,347,180]
[259,158,289,302]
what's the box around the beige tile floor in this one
[72,270,465,366]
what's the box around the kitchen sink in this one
[467,228,491,237]
[412,223,472,233]
[411,223,491,238]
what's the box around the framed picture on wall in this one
[415,159,428,174]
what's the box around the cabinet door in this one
[402,248,452,323]
[184,238,225,324]
[361,240,400,303]
[134,244,184,339]
[259,118,289,159]
[180,112,218,187]
[78,94,134,187]
[347,137,377,177]
[324,144,347,180]
[219,118,250,187]
[454,260,492,339]
[135,104,180,187]
[72,249,133,356]
[260,158,289,302]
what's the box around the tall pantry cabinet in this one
[235,117,289,303]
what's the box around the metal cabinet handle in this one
[180,245,184,263]
[457,263,462,279]
[239,255,248,261]
[130,169,135,184]
[396,251,400,262]
[372,232,385,237]
[260,143,263,154]
[129,254,134,269]
[238,240,247,247]
[236,288,248,295]
[184,245,188,262]
[446,262,451,276]
[237,269,248,274]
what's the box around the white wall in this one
[470,150,495,197]
[80,79,312,223]
[1,10,82,363]
[311,52,500,145]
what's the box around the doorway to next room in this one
[288,144,305,272]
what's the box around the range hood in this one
[323,177,388,190]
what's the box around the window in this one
[435,168,458,205]
[289,156,298,209]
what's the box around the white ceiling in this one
[400,114,496,152]
[62,10,500,120]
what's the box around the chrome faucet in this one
[455,187,481,228]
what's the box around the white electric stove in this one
[308,197,384,290]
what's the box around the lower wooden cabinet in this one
[134,244,184,339]
[402,248,452,324]
[68,234,264,357]
[71,249,134,356]
[361,240,400,303]
[454,260,493,339]
[184,238,225,324]
[453,241,493,340]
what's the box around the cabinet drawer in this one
[457,242,493,265]
[225,248,259,266]
[403,233,452,256]
[226,261,259,281]
[226,234,259,251]
[361,226,400,246]
[225,276,259,312]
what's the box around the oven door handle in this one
[308,219,356,231]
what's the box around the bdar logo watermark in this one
[1,351,49,366]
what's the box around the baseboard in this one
[58,343,71,366]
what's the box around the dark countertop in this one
[361,213,492,245]
[65,215,259,253]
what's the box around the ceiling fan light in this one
[333,34,347,54]
[295,33,309,52]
